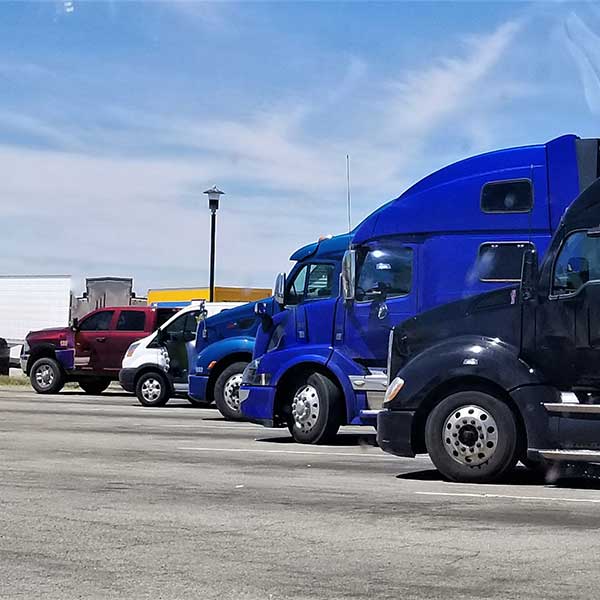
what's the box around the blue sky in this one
[2,1,600,295]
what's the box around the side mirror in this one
[274,272,286,306]
[520,248,538,302]
[341,250,356,302]
[255,301,273,328]
[71,317,79,331]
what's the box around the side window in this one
[478,242,535,282]
[116,310,146,331]
[305,264,335,301]
[79,310,114,331]
[481,180,532,213]
[162,314,186,338]
[183,311,201,334]
[357,246,413,302]
[552,232,600,295]
[286,265,308,306]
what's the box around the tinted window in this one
[79,310,114,331]
[553,232,600,295]
[478,242,534,282]
[357,246,413,302]
[481,180,532,213]
[183,311,201,334]
[116,310,146,331]
[163,310,201,339]
[286,265,308,305]
[305,264,336,300]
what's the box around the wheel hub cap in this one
[141,378,161,401]
[442,404,499,467]
[223,373,243,413]
[291,384,320,432]
[35,365,54,388]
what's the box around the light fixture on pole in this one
[203,185,224,302]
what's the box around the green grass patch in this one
[0,375,30,386]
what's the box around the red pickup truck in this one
[20,306,176,395]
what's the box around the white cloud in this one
[563,11,600,115]
[0,19,526,294]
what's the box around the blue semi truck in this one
[188,233,349,419]
[239,134,600,443]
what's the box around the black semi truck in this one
[378,176,600,482]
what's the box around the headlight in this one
[242,358,271,386]
[383,377,405,405]
[126,342,140,358]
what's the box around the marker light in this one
[384,377,405,404]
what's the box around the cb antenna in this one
[346,154,352,246]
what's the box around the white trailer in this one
[0,276,71,345]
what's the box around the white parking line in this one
[179,446,397,459]
[415,491,600,504]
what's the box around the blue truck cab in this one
[188,232,350,419]
[240,134,600,443]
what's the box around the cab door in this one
[75,309,116,372]
[340,241,417,365]
[293,262,339,351]
[537,230,600,388]
[161,310,201,384]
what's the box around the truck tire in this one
[30,357,65,394]
[425,390,519,483]
[78,377,111,395]
[214,362,248,421]
[286,372,342,444]
[136,371,170,407]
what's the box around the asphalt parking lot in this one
[3,388,600,599]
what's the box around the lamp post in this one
[203,185,224,302]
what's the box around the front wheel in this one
[136,372,170,407]
[214,362,248,421]
[30,357,65,394]
[286,372,342,444]
[79,377,111,395]
[425,391,519,483]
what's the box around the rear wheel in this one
[78,377,111,395]
[30,357,64,394]
[214,362,248,421]
[286,372,342,444]
[136,372,170,407]
[425,390,519,483]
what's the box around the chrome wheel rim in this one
[35,364,54,389]
[442,404,499,466]
[223,373,243,413]
[291,384,320,433]
[141,378,162,402]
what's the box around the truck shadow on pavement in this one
[397,466,600,490]
[255,433,379,447]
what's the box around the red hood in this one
[26,327,74,345]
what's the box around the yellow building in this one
[147,286,271,306]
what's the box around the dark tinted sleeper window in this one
[116,310,146,331]
[478,242,535,282]
[481,180,532,213]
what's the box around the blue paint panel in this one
[56,349,74,370]
[188,374,209,401]
[239,385,276,422]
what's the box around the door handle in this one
[96,337,107,343]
